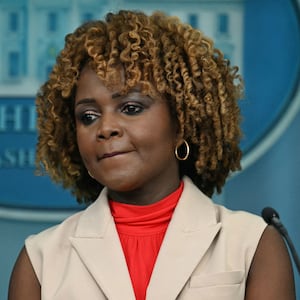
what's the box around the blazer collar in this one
[146,177,221,299]
[70,176,221,300]
[70,189,136,299]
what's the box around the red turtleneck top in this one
[109,181,184,300]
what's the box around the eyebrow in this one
[75,98,95,107]
[111,86,143,99]
[111,92,122,99]
[75,87,145,106]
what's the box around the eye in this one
[77,111,99,125]
[121,103,144,115]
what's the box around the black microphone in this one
[261,206,300,275]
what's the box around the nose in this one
[96,113,123,140]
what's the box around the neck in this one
[108,176,181,206]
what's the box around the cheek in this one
[138,120,177,152]
[157,118,178,145]
[76,128,92,161]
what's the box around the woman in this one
[8,10,295,300]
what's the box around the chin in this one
[99,177,139,192]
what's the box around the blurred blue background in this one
[1,0,299,298]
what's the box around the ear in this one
[173,122,182,148]
[174,122,185,147]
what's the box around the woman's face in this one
[74,66,180,204]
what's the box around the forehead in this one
[78,63,124,87]
[76,66,131,99]
[77,63,160,99]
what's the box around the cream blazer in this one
[26,177,267,300]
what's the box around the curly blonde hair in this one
[36,10,243,203]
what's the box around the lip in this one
[98,151,128,160]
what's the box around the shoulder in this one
[24,189,111,282]
[213,204,267,264]
[213,206,295,299]
[183,176,267,240]
[24,208,86,282]
[25,188,108,253]
[215,204,267,234]
[26,209,84,251]
[183,177,267,260]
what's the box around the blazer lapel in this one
[146,177,221,300]
[70,188,135,300]
[68,178,220,300]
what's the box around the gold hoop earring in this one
[88,170,95,179]
[175,139,190,161]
